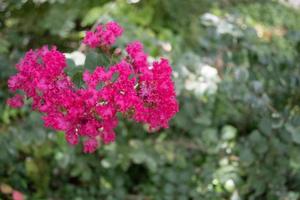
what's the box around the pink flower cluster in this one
[7,21,178,153]
[12,190,24,200]
[83,21,123,48]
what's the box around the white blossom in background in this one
[160,41,172,52]
[201,13,243,37]
[64,51,86,66]
[231,191,240,200]
[280,0,300,8]
[184,64,220,96]
[174,52,220,96]
[201,13,220,25]
[127,0,140,4]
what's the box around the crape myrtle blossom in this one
[83,21,123,48]
[7,21,179,153]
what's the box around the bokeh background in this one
[1,0,300,199]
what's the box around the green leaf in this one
[65,59,83,77]
[81,6,103,26]
[85,51,110,70]
[239,148,255,166]
[111,72,119,82]
[285,124,300,144]
[0,38,10,53]
[67,58,76,69]
[259,118,272,136]
[85,52,99,69]
[72,71,84,88]
[249,130,268,155]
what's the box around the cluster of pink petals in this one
[7,21,178,153]
[83,21,123,48]
[12,190,24,200]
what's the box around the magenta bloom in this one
[12,190,24,200]
[83,138,99,153]
[83,21,123,48]
[7,21,178,153]
[7,94,24,108]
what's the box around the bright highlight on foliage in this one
[7,21,179,153]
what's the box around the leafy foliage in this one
[1,0,300,199]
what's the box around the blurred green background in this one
[1,0,300,199]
